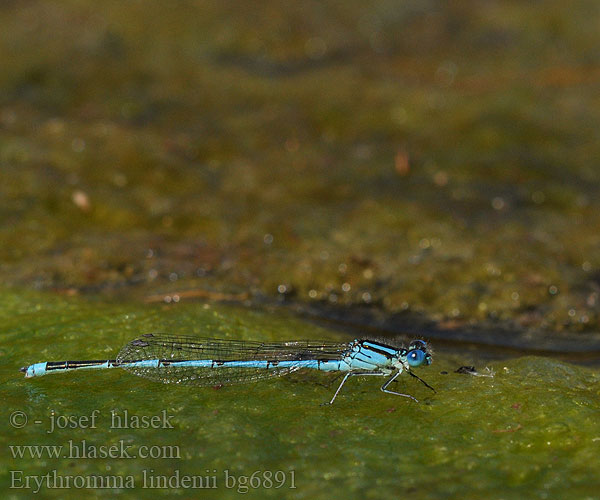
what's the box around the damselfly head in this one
[406,340,432,367]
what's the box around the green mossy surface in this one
[2,291,599,499]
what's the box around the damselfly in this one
[21,334,434,404]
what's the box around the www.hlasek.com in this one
[10,469,297,493]
[10,440,180,460]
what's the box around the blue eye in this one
[406,349,426,367]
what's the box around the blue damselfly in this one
[21,334,434,404]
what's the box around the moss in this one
[2,290,599,498]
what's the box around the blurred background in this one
[1,0,600,354]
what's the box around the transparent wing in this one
[116,333,352,386]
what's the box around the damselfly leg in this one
[381,370,419,402]
[322,371,386,406]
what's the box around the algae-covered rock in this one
[2,292,599,499]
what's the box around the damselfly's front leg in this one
[321,371,385,406]
[407,370,436,393]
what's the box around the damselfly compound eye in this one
[407,349,426,367]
